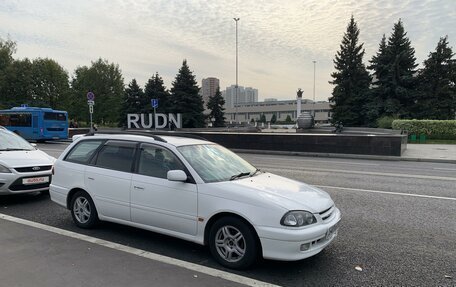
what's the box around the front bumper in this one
[0,171,52,195]
[257,207,341,261]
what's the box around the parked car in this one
[50,132,341,269]
[0,126,55,195]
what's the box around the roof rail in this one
[85,130,168,143]
[126,129,207,141]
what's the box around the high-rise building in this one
[201,77,220,108]
[222,85,258,108]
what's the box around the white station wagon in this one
[50,132,341,269]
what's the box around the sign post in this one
[87,92,95,132]
[151,99,158,130]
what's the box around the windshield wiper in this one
[250,168,261,177]
[230,172,251,181]
[0,148,31,151]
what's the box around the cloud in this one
[0,0,455,100]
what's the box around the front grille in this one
[319,205,334,221]
[8,176,52,191]
[14,165,52,173]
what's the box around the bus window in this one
[10,114,32,127]
[44,112,66,121]
[0,114,10,126]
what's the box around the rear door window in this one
[94,140,137,173]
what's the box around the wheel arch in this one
[203,212,262,255]
[66,187,90,209]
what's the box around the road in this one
[1,142,455,286]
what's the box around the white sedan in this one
[50,132,341,269]
[0,127,55,195]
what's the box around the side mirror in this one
[167,170,187,182]
[30,143,37,147]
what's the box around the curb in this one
[232,149,456,164]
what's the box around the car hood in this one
[227,172,333,213]
[0,149,55,168]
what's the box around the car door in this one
[130,143,198,236]
[85,140,136,222]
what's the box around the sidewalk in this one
[402,144,456,163]
[0,215,268,287]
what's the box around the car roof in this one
[78,133,211,147]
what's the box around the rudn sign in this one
[127,113,182,129]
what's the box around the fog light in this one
[300,243,310,251]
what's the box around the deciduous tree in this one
[70,58,124,125]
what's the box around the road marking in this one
[433,167,456,171]
[0,213,279,287]
[315,185,456,201]
[243,155,380,166]
[262,166,456,182]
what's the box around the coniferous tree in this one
[169,60,204,128]
[367,35,389,125]
[260,113,266,123]
[414,36,455,119]
[206,87,225,127]
[120,79,143,127]
[329,16,371,126]
[144,72,169,114]
[270,114,277,124]
[383,20,418,117]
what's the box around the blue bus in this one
[0,107,68,141]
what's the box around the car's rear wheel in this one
[70,191,99,228]
[209,217,259,269]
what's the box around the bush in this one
[392,120,456,140]
[377,116,397,129]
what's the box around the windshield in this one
[177,144,257,183]
[0,130,34,151]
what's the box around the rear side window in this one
[65,140,104,164]
[94,141,136,173]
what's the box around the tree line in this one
[0,38,226,128]
[330,17,455,127]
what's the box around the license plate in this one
[326,221,340,240]
[22,176,49,185]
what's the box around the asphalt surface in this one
[1,142,455,286]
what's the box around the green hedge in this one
[392,120,456,140]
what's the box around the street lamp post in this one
[313,60,316,118]
[234,17,240,124]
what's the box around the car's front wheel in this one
[209,217,259,269]
[70,191,99,228]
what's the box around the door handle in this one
[88,177,94,180]
[134,186,144,190]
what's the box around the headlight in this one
[281,211,316,227]
[0,164,11,173]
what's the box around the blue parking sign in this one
[151,99,159,108]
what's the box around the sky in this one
[0,0,455,102]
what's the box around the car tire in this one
[209,216,259,269]
[70,191,99,228]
